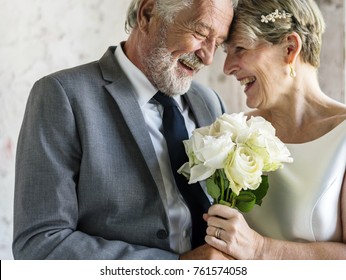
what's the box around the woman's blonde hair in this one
[228,0,325,68]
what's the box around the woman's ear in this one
[137,0,155,33]
[285,32,302,64]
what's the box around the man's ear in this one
[137,0,156,33]
[285,32,302,64]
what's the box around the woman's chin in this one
[246,98,258,109]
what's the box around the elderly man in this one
[13,0,236,259]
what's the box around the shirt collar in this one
[115,43,157,108]
[114,43,185,110]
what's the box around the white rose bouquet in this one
[178,113,293,212]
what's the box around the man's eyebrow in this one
[190,21,212,33]
[195,22,212,30]
[194,22,228,42]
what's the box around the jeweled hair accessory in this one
[261,9,292,23]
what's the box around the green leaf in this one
[250,175,269,206]
[206,177,220,201]
[236,191,256,202]
[235,191,256,212]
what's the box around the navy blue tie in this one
[154,91,210,248]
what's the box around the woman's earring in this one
[289,63,296,78]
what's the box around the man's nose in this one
[196,39,218,66]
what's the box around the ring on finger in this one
[215,227,222,240]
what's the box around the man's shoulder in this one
[187,81,225,115]
[42,46,117,84]
[189,81,220,103]
[48,60,100,82]
[190,80,215,94]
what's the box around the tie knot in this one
[153,91,178,108]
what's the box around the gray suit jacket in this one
[13,46,226,259]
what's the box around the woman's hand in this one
[204,204,265,260]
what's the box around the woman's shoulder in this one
[323,102,346,129]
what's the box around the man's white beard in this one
[145,48,193,96]
[142,26,204,96]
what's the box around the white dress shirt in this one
[114,44,196,253]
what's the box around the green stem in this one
[219,170,225,202]
[230,192,236,208]
[226,186,230,203]
[213,173,219,204]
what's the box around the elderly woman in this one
[205,0,346,259]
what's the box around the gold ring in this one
[215,227,222,239]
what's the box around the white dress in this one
[244,120,346,242]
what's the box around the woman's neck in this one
[251,78,345,143]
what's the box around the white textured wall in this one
[0,0,345,259]
[0,0,129,260]
[315,0,346,103]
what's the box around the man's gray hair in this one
[125,0,238,33]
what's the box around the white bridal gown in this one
[244,120,346,242]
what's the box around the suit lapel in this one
[98,47,165,194]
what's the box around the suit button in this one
[156,229,168,239]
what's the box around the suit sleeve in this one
[13,76,178,260]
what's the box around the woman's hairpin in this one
[261,9,292,23]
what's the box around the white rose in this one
[211,113,249,143]
[178,128,235,184]
[224,145,264,195]
[246,116,293,171]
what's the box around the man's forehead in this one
[175,1,233,32]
